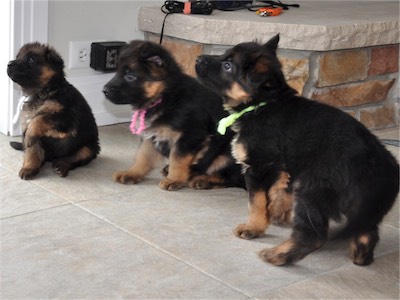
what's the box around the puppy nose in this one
[7,61,15,69]
[196,56,206,66]
[103,86,111,97]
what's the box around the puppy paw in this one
[259,239,314,266]
[258,247,291,266]
[233,223,264,240]
[19,167,40,180]
[113,171,143,184]
[159,178,185,191]
[52,160,70,177]
[188,177,212,189]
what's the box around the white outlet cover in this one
[69,41,92,69]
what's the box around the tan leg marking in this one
[159,150,195,191]
[52,146,96,177]
[113,138,163,184]
[19,143,45,180]
[234,190,268,240]
[268,171,293,225]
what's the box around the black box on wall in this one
[90,41,127,72]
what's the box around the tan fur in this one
[40,67,56,85]
[19,143,45,179]
[231,139,249,173]
[259,239,296,266]
[192,137,211,165]
[71,146,94,162]
[231,139,247,164]
[268,172,293,225]
[143,81,166,100]
[23,100,67,143]
[225,82,250,105]
[254,57,269,74]
[113,138,164,184]
[146,125,182,145]
[160,151,195,190]
[206,154,231,174]
[234,190,269,239]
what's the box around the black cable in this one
[160,1,214,44]
[258,0,300,10]
[159,11,173,44]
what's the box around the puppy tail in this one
[10,141,24,151]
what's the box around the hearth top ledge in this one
[138,1,399,51]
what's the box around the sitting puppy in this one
[7,42,100,179]
[103,40,244,191]
[195,34,399,266]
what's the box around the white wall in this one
[48,0,163,126]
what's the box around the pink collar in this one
[130,98,162,135]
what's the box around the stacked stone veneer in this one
[147,34,399,130]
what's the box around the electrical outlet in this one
[69,41,92,69]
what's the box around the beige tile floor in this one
[1,124,399,299]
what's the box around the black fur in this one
[7,42,100,179]
[103,40,244,190]
[196,34,399,266]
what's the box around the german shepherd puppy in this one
[103,40,244,191]
[7,42,100,179]
[195,34,399,266]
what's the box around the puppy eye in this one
[124,72,137,82]
[222,61,233,73]
[26,56,36,64]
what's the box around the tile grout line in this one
[73,203,253,299]
[0,203,74,221]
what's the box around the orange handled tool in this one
[256,7,283,17]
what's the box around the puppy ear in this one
[253,56,269,74]
[263,34,280,51]
[147,55,163,67]
[243,54,271,89]
[46,48,64,71]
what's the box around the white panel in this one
[6,0,49,136]
[0,0,13,135]
[67,74,131,127]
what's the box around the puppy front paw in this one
[159,178,185,191]
[113,171,144,184]
[259,239,317,266]
[233,223,264,240]
[258,247,290,266]
[19,167,40,180]
[188,176,212,189]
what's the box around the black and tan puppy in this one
[7,42,100,179]
[195,34,399,266]
[103,40,244,191]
